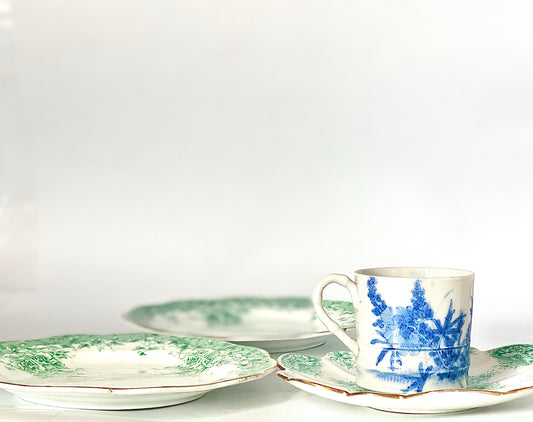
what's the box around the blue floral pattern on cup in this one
[366,277,471,393]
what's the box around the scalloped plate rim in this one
[122,297,357,342]
[276,371,533,399]
[0,368,276,394]
[121,315,349,342]
[276,345,533,413]
[0,334,277,393]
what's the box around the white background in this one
[1,0,533,420]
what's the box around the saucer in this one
[123,297,356,352]
[277,344,533,413]
[0,333,276,410]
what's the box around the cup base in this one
[357,369,468,395]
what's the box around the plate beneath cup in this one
[123,297,356,353]
[277,344,533,414]
[0,333,276,410]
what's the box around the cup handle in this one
[313,273,359,357]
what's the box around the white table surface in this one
[1,292,532,422]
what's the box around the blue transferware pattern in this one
[366,277,471,393]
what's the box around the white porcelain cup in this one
[313,267,474,394]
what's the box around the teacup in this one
[313,267,474,394]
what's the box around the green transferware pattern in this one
[279,352,368,393]
[0,334,273,379]
[128,297,356,328]
[318,301,356,327]
[327,351,357,372]
[278,344,533,394]
[466,372,503,391]
[277,354,323,376]
[487,344,533,369]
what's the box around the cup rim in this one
[354,267,474,279]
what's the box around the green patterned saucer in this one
[0,333,276,410]
[123,297,356,353]
[277,344,533,413]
